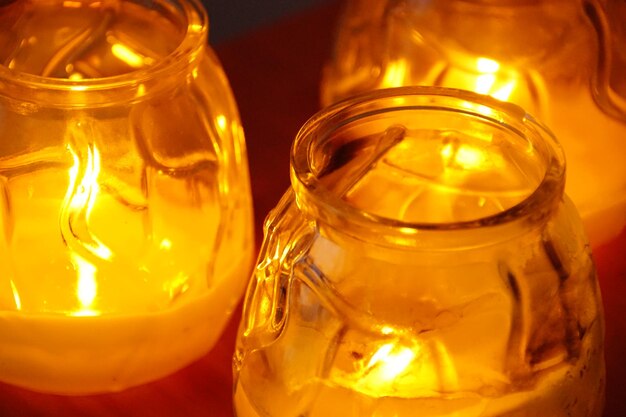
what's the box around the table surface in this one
[0,1,625,416]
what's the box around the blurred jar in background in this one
[0,0,254,394]
[321,0,626,248]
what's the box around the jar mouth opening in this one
[291,87,565,244]
[0,0,207,92]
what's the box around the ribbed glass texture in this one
[0,0,254,394]
[321,0,626,247]
[234,88,605,417]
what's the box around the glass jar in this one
[320,0,626,248]
[233,87,605,417]
[0,0,254,393]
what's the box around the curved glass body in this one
[321,0,626,247]
[0,0,254,393]
[234,88,605,417]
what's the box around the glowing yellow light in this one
[72,254,99,316]
[475,73,496,95]
[160,238,173,250]
[164,272,190,300]
[492,80,517,101]
[68,73,84,81]
[216,115,228,132]
[455,145,487,169]
[441,143,488,170]
[366,343,416,382]
[10,280,21,310]
[333,338,459,398]
[62,1,82,7]
[470,57,517,101]
[136,83,146,98]
[190,23,203,32]
[111,44,146,69]
[382,60,408,87]
[476,57,500,73]
[66,136,113,261]
[70,85,88,92]
[381,325,395,335]
[441,142,454,161]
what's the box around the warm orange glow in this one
[0,0,255,395]
[111,43,144,68]
[163,272,191,300]
[491,81,517,101]
[379,57,518,103]
[111,43,149,69]
[216,114,228,132]
[474,58,499,94]
[63,128,110,316]
[9,280,21,310]
[476,57,500,73]
[441,142,488,170]
[159,238,173,250]
[381,60,408,87]
[365,342,416,382]
[475,73,497,95]
[71,254,99,316]
[69,84,88,92]
[380,325,395,335]
[66,140,112,261]
[62,1,82,8]
[473,57,517,102]
[190,23,203,32]
[342,338,458,397]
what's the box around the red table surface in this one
[0,2,624,416]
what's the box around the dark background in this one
[202,0,333,44]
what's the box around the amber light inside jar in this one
[0,0,253,394]
[0,0,207,105]
[291,87,565,247]
[320,0,626,247]
[235,87,603,417]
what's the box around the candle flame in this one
[366,343,416,382]
[337,338,459,397]
[62,122,113,315]
[474,57,517,102]
[72,254,99,316]
[378,56,518,103]
[66,143,112,261]
[476,57,500,73]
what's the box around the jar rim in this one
[291,86,566,247]
[0,0,207,100]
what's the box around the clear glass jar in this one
[0,0,254,393]
[320,0,626,248]
[233,87,605,417]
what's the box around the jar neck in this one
[291,87,566,249]
[0,0,208,108]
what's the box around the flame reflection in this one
[64,126,111,315]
